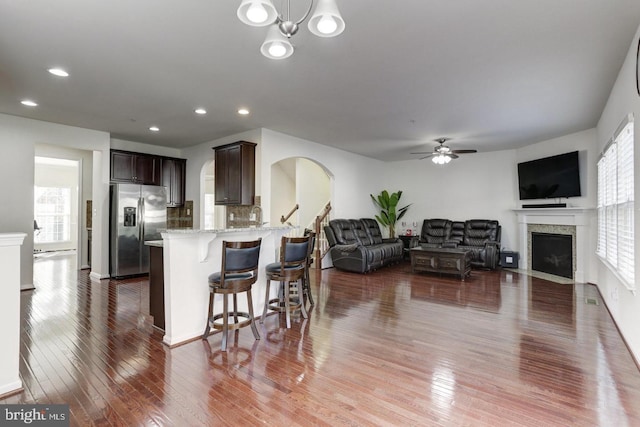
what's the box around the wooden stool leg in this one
[247,289,260,340]
[304,267,315,306]
[284,280,291,329]
[298,279,308,319]
[233,293,239,323]
[221,294,229,351]
[202,291,213,339]
[260,279,271,323]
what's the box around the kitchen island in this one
[160,226,293,347]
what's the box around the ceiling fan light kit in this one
[411,138,477,165]
[432,154,452,165]
[237,0,345,59]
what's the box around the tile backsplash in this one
[167,200,193,229]
[226,200,263,228]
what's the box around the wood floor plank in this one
[2,253,640,426]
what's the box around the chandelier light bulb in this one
[246,3,268,24]
[316,15,338,34]
[237,0,277,27]
[261,24,294,59]
[308,0,345,37]
[268,42,287,58]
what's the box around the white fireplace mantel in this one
[512,207,595,283]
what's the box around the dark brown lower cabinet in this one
[149,245,165,330]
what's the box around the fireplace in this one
[513,208,592,282]
[531,232,573,278]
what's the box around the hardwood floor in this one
[3,253,640,426]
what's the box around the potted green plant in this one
[370,190,411,238]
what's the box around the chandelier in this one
[237,0,345,59]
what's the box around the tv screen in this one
[517,151,581,200]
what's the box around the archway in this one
[270,157,331,234]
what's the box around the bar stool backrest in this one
[278,235,311,271]
[220,239,262,285]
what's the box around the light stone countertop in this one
[162,226,295,234]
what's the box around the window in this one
[597,115,634,289]
[204,194,216,229]
[34,187,72,243]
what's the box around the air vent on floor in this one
[585,298,599,306]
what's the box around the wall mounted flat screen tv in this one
[517,151,581,200]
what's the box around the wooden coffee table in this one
[410,246,472,280]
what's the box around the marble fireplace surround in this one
[513,208,594,283]
[528,223,576,279]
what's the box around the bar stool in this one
[261,235,312,329]
[202,238,262,351]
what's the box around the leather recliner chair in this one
[419,219,452,248]
[454,220,501,269]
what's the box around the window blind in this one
[596,115,634,289]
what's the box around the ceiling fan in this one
[411,138,477,164]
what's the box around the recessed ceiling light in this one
[21,100,38,107]
[48,68,69,77]
[194,108,207,115]
[149,126,160,132]
[238,108,250,115]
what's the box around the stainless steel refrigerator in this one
[110,183,167,278]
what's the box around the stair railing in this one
[313,202,332,269]
[280,204,299,225]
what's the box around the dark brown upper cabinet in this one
[110,150,161,185]
[213,141,256,205]
[111,150,187,206]
[161,157,186,207]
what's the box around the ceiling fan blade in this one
[450,153,459,159]
[410,151,434,155]
[419,154,436,160]
[451,149,478,154]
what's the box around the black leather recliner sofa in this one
[419,219,501,269]
[325,218,404,273]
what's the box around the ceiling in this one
[1,1,639,161]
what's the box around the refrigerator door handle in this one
[139,197,145,242]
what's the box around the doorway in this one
[34,146,93,271]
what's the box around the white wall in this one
[296,158,331,230]
[270,159,296,227]
[0,234,25,396]
[0,114,110,286]
[515,129,598,207]
[383,150,519,248]
[183,128,382,230]
[182,129,262,229]
[260,129,384,223]
[595,24,640,363]
[110,138,182,158]
[382,129,598,259]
